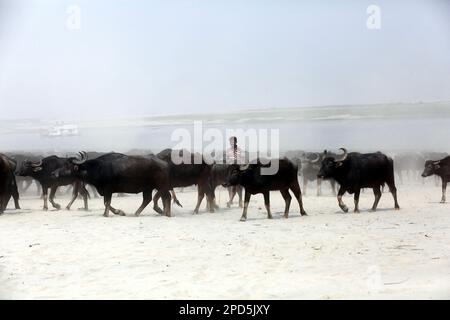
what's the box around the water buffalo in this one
[421,156,450,203]
[53,152,172,217]
[225,158,307,221]
[318,148,400,213]
[16,155,89,211]
[153,149,215,214]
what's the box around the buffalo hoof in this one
[284,213,289,219]
[440,200,446,204]
[226,202,231,208]
[173,199,183,207]
[371,208,377,212]
[240,217,247,222]
[43,207,48,211]
[103,213,109,217]
[267,215,273,219]
[301,211,308,216]
[395,206,400,210]
[340,206,349,213]
[192,210,199,215]
[117,210,126,216]
[66,206,71,211]
[153,206,163,214]
[354,209,360,213]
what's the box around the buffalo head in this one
[317,148,348,179]
[421,160,440,178]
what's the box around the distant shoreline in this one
[1,101,450,135]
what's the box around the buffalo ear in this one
[435,164,440,169]
[32,166,42,172]
[336,162,343,167]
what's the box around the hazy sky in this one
[0,0,449,120]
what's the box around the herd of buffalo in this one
[0,148,449,221]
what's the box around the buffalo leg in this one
[205,185,215,213]
[66,182,79,210]
[371,186,382,211]
[386,179,400,210]
[171,190,182,207]
[280,189,292,218]
[152,191,164,214]
[80,183,89,210]
[398,171,403,185]
[237,186,243,208]
[211,187,220,210]
[193,186,205,214]
[103,193,125,216]
[11,177,20,209]
[103,193,112,217]
[49,186,61,210]
[263,191,272,219]
[109,205,125,216]
[289,180,307,216]
[42,187,49,211]
[227,186,236,208]
[316,178,322,196]
[135,190,153,216]
[240,190,251,221]
[330,180,337,196]
[354,188,361,213]
[303,178,307,196]
[440,179,447,203]
[0,196,7,213]
[161,190,172,217]
[337,186,349,213]
[0,193,11,213]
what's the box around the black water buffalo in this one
[318,148,400,213]
[53,152,172,217]
[153,149,214,214]
[299,152,337,196]
[0,154,21,213]
[225,158,307,221]
[421,156,450,203]
[6,153,43,195]
[16,155,89,211]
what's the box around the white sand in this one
[0,181,449,299]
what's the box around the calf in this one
[318,148,400,213]
[421,156,450,203]
[225,158,307,221]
